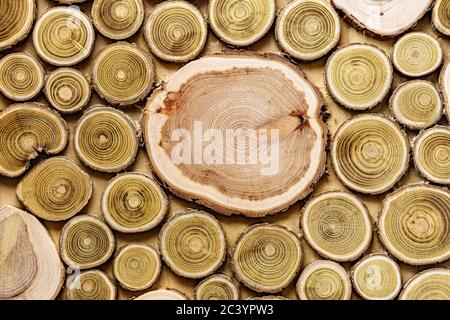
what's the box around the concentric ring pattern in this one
[331,115,409,194]
[276,0,340,60]
[209,0,276,46]
[379,184,450,265]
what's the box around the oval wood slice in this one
[332,0,433,37]
[143,52,327,217]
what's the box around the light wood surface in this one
[0,0,448,300]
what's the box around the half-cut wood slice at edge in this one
[399,268,450,300]
[440,59,450,120]
[0,205,64,300]
[332,0,433,38]
[134,289,188,300]
[0,0,35,51]
[143,52,327,217]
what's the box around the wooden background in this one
[0,0,448,300]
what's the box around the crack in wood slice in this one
[60,214,115,270]
[0,103,68,178]
[113,243,161,291]
[134,289,188,300]
[144,52,327,217]
[92,0,144,40]
[331,114,410,194]
[378,184,450,266]
[232,223,302,293]
[194,274,240,300]
[102,172,169,233]
[399,268,450,300]
[413,126,450,185]
[0,52,44,101]
[159,209,226,279]
[300,191,372,262]
[16,156,93,222]
[33,6,95,66]
[392,32,443,78]
[296,260,352,300]
[0,205,64,300]
[350,253,402,300]
[0,0,35,51]
[92,42,154,106]
[432,0,450,36]
[74,106,140,173]
[276,0,340,61]
[331,0,433,38]
[390,80,443,130]
[208,0,276,47]
[67,269,117,300]
[325,44,393,110]
[144,0,207,62]
[44,68,91,114]
[440,59,450,120]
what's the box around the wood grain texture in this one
[0,0,448,300]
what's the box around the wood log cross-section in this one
[144,52,327,217]
[0,205,64,300]
[332,0,433,38]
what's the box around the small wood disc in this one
[350,254,402,300]
[113,243,161,291]
[0,52,44,101]
[432,0,450,36]
[91,42,154,106]
[16,156,93,222]
[413,126,450,185]
[194,274,240,300]
[74,106,139,173]
[378,184,450,266]
[60,214,116,269]
[0,103,68,178]
[232,223,302,293]
[276,0,340,61]
[134,289,188,300]
[250,296,289,300]
[392,32,443,77]
[33,6,95,66]
[54,0,90,3]
[0,0,36,51]
[208,0,276,47]
[399,268,450,300]
[331,114,410,194]
[92,0,144,40]
[325,44,393,110]
[67,269,117,300]
[159,209,227,279]
[44,68,91,114]
[301,191,372,262]
[390,80,443,130]
[144,0,207,62]
[331,0,433,38]
[440,59,450,120]
[144,52,327,217]
[102,172,169,233]
[296,260,352,300]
